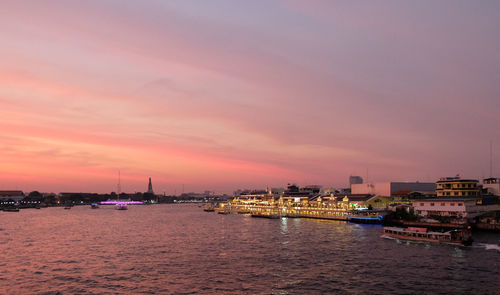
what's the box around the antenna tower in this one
[490,141,493,178]
[117,170,121,196]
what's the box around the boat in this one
[251,212,280,219]
[346,210,383,224]
[382,226,473,246]
[203,204,215,212]
[64,205,72,210]
[115,203,128,210]
[215,206,231,214]
[251,210,280,219]
[3,207,20,212]
[90,203,99,209]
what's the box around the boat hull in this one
[251,213,280,219]
[347,216,383,224]
[3,208,20,212]
[382,227,472,246]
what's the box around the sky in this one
[1,1,499,194]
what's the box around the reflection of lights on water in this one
[100,201,143,205]
[453,247,464,258]
[281,217,288,234]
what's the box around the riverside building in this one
[412,176,499,221]
[0,190,25,205]
[436,176,479,197]
[413,197,500,220]
[483,178,500,196]
[351,181,436,197]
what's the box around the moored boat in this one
[115,203,128,210]
[382,226,473,246]
[251,211,280,219]
[3,207,20,212]
[91,203,99,209]
[215,205,231,214]
[203,204,215,212]
[347,211,383,224]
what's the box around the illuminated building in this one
[436,176,479,197]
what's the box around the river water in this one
[1,204,499,294]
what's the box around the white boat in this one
[115,203,128,210]
[382,226,473,246]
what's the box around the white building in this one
[483,178,500,196]
[413,197,500,219]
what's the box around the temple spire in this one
[147,177,154,194]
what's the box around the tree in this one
[28,191,43,201]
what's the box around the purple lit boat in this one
[115,203,128,210]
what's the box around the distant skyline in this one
[1,1,499,194]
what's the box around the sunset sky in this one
[1,1,499,194]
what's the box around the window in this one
[420,203,424,206]
[441,203,445,206]
[458,203,463,206]
[450,203,455,206]
[430,203,435,206]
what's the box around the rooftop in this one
[436,179,478,183]
[417,197,481,202]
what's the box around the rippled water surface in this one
[1,204,499,294]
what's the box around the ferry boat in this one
[115,203,128,210]
[217,209,231,215]
[203,204,215,212]
[346,210,383,224]
[382,226,473,246]
[215,205,231,214]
